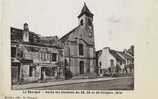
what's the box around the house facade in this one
[11,23,64,84]
[59,3,96,77]
[96,47,134,77]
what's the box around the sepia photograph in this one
[10,0,134,90]
[2,0,158,98]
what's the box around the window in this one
[47,53,50,61]
[29,67,34,77]
[100,69,102,74]
[99,62,102,67]
[89,48,93,57]
[120,61,122,65]
[79,44,84,55]
[110,59,114,67]
[44,53,46,61]
[41,52,47,61]
[11,47,16,57]
[40,52,42,60]
[80,19,83,25]
[88,19,92,26]
[41,52,44,61]
[52,53,57,61]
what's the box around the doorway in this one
[79,61,84,74]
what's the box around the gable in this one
[59,26,80,42]
[60,25,94,46]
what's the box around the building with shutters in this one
[11,23,64,84]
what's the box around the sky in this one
[3,0,140,51]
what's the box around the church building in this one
[60,3,96,77]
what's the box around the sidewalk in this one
[12,76,132,90]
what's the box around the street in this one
[30,77,134,90]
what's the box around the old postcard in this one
[0,0,158,99]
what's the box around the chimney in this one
[23,23,29,31]
[23,23,29,42]
[103,47,110,54]
[123,49,127,54]
[104,47,110,50]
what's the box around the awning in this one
[21,59,33,63]
[39,63,58,67]
[11,58,20,63]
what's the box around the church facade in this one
[60,3,96,77]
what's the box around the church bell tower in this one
[78,2,93,27]
[78,3,96,74]
[78,3,94,44]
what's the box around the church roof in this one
[59,25,80,42]
[60,3,94,42]
[78,2,93,18]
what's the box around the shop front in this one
[39,63,64,81]
[11,58,20,84]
